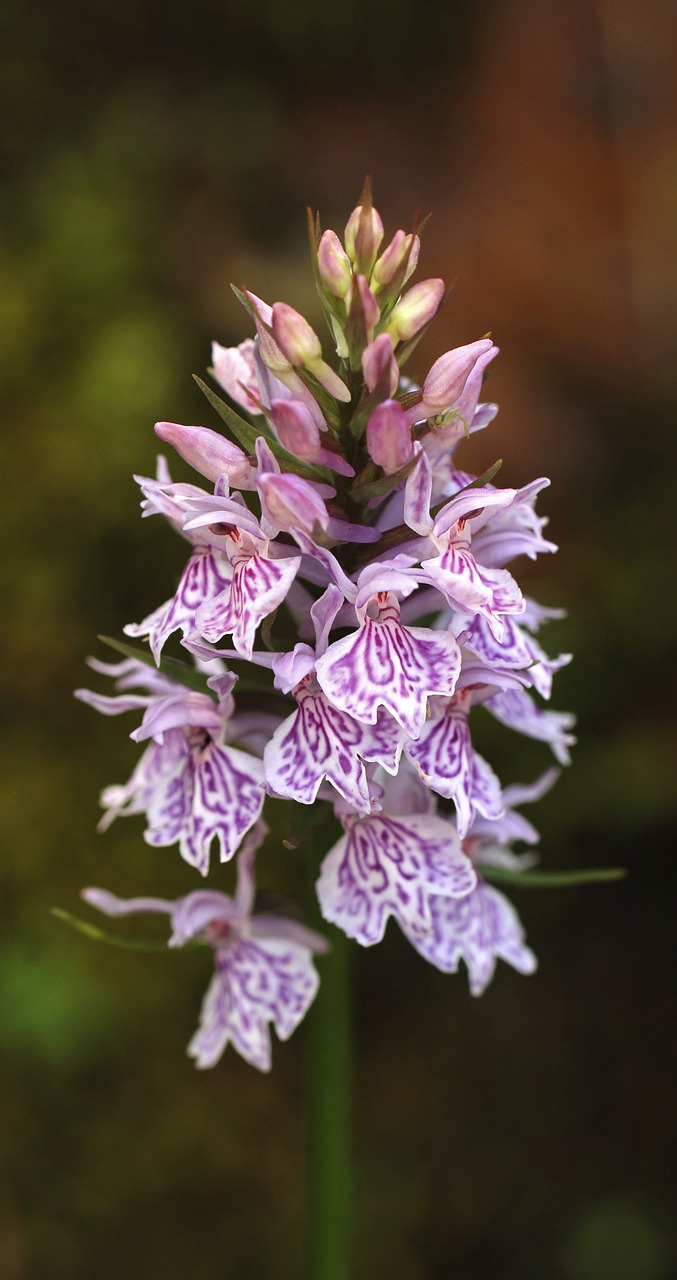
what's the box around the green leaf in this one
[230,283,254,318]
[459,456,503,492]
[293,367,344,431]
[98,634,282,697]
[52,908,200,953]
[97,635,213,695]
[350,451,421,503]
[192,374,263,454]
[481,866,627,889]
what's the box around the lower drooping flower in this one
[400,877,537,994]
[76,661,266,875]
[82,825,327,1070]
[404,690,504,838]
[316,807,477,945]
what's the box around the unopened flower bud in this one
[244,291,294,378]
[257,471,329,535]
[344,200,384,277]
[271,303,351,403]
[355,275,380,336]
[372,231,421,290]
[154,422,253,488]
[270,399,322,456]
[269,399,355,478]
[318,230,352,299]
[385,278,445,343]
[272,303,322,367]
[422,339,497,412]
[361,334,399,396]
[366,400,413,475]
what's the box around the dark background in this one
[1,1,675,1276]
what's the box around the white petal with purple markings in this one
[405,696,503,838]
[315,594,461,739]
[484,688,576,765]
[264,680,404,811]
[402,880,536,994]
[144,738,264,875]
[124,546,231,663]
[317,811,476,946]
[189,937,320,1071]
[195,550,301,659]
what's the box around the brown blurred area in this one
[1,0,675,1277]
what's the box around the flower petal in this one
[405,698,503,837]
[196,551,301,659]
[125,547,231,663]
[264,686,404,811]
[484,689,576,765]
[316,812,476,946]
[188,937,320,1070]
[402,881,537,994]
[145,741,264,875]
[315,596,461,739]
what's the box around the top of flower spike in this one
[162,181,501,527]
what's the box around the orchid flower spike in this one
[75,182,576,1071]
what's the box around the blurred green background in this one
[1,0,676,1276]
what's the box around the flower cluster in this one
[77,185,574,1070]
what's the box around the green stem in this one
[305,832,352,1280]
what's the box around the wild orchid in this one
[71,183,589,1082]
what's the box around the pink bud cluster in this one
[76,184,574,1070]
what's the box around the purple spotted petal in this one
[316,812,476,946]
[464,614,571,699]
[124,546,232,663]
[478,566,524,618]
[484,688,576,765]
[264,682,405,811]
[421,542,491,608]
[98,730,188,831]
[188,937,320,1070]
[401,881,536,994]
[195,550,301,659]
[470,754,505,823]
[421,544,523,640]
[315,596,461,739]
[456,651,526,696]
[405,698,503,837]
[145,738,264,875]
